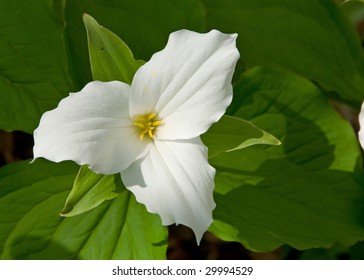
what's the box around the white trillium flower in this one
[33,29,239,243]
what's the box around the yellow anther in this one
[134,122,146,129]
[146,113,156,121]
[147,129,154,138]
[134,113,162,141]
[135,116,147,122]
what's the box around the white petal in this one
[33,81,148,174]
[359,102,364,149]
[121,138,216,243]
[129,29,239,140]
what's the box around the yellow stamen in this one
[146,113,156,121]
[134,122,145,129]
[134,113,162,141]
[135,116,147,121]
[147,129,154,138]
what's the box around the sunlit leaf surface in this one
[0,160,167,259]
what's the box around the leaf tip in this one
[274,138,282,146]
[82,13,91,21]
[59,209,69,217]
[59,205,74,217]
[82,13,98,28]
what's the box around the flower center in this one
[134,113,162,141]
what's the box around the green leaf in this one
[60,166,123,217]
[83,14,144,83]
[63,14,140,217]
[203,0,364,107]
[0,160,167,259]
[202,115,281,158]
[0,0,77,133]
[65,0,205,85]
[210,66,364,251]
[298,244,349,260]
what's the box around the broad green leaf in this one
[65,0,205,85]
[0,0,77,133]
[60,166,123,217]
[202,115,281,158]
[63,14,140,218]
[298,244,349,260]
[83,14,144,83]
[202,0,364,107]
[0,160,167,259]
[210,66,364,251]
